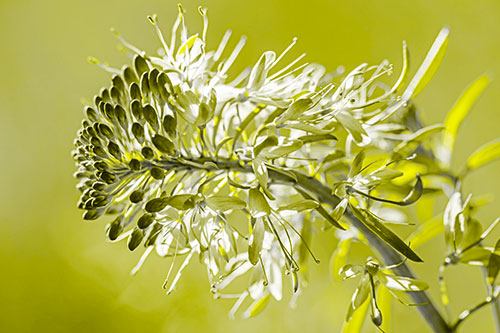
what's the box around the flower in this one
[72,5,428,317]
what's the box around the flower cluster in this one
[73,5,490,325]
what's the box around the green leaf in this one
[348,151,365,178]
[195,102,214,127]
[297,134,338,144]
[487,239,500,285]
[466,139,500,170]
[232,105,266,152]
[261,140,303,159]
[253,135,279,157]
[458,247,492,266]
[332,198,349,221]
[362,169,404,187]
[248,217,265,265]
[406,216,444,249]
[442,75,490,165]
[342,291,369,332]
[346,275,370,322]
[402,27,450,100]
[460,218,483,251]
[393,124,444,158]
[280,98,314,121]
[248,188,271,218]
[375,272,429,291]
[318,203,347,230]
[323,149,346,163]
[206,195,246,211]
[369,277,383,327]
[252,157,269,189]
[278,199,319,212]
[335,111,368,144]
[350,205,423,262]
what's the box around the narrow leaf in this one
[348,150,365,178]
[376,272,429,291]
[248,188,271,218]
[206,195,246,211]
[278,200,319,212]
[342,292,369,332]
[458,247,492,266]
[335,111,368,144]
[346,275,370,322]
[487,239,500,285]
[280,98,313,121]
[298,134,338,144]
[350,205,423,262]
[261,140,303,159]
[402,27,450,100]
[406,216,444,249]
[442,75,490,164]
[248,217,265,265]
[467,139,500,170]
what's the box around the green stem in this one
[451,292,500,331]
[158,157,451,332]
[482,267,500,333]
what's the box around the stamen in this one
[268,53,306,81]
[147,15,174,60]
[229,291,248,320]
[170,10,182,52]
[162,239,180,289]
[220,35,247,77]
[110,28,145,57]
[228,67,251,87]
[177,4,188,44]
[166,249,195,294]
[271,37,297,69]
[198,6,208,42]
[214,30,232,62]
[259,256,270,286]
[87,57,120,74]
[275,212,320,264]
[130,246,154,275]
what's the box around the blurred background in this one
[1,0,500,331]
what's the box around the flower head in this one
[72,5,432,317]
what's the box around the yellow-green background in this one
[2,0,500,332]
